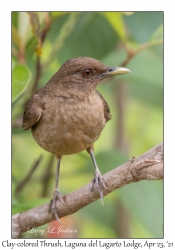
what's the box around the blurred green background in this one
[12,12,163,238]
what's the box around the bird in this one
[22,57,130,222]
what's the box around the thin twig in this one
[12,142,163,238]
[31,13,52,94]
[31,56,42,94]
[41,154,55,197]
[114,80,129,237]
[115,81,128,151]
[41,12,52,44]
[121,38,163,67]
[14,155,43,196]
[42,12,80,69]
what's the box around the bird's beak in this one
[104,66,131,77]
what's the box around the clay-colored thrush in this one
[22,57,130,221]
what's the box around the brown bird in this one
[22,57,130,222]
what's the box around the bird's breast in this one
[32,94,106,156]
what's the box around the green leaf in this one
[46,13,119,63]
[151,24,163,40]
[123,12,163,44]
[51,12,68,18]
[12,64,31,103]
[103,12,127,42]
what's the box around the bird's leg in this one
[87,147,107,205]
[49,156,65,223]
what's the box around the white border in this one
[1,0,175,246]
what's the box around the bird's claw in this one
[49,188,65,223]
[90,170,107,205]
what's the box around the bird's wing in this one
[22,92,44,130]
[95,90,112,122]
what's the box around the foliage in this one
[12,64,31,103]
[12,11,163,239]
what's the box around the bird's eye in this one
[82,69,92,77]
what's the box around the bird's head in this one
[53,57,131,96]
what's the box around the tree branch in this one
[12,142,163,238]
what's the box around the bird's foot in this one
[90,170,107,205]
[49,188,66,223]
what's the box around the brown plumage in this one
[22,57,130,221]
